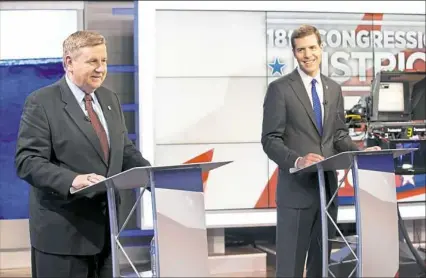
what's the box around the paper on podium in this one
[70,161,232,196]
[289,148,417,174]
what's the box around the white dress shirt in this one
[297,67,324,122]
[65,74,110,146]
[294,68,325,168]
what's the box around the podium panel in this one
[70,161,231,277]
[152,168,209,277]
[356,154,399,277]
[290,149,417,278]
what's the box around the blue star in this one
[268,57,286,76]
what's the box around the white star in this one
[402,175,415,187]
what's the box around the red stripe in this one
[184,149,214,191]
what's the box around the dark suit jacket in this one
[411,77,426,121]
[15,76,151,256]
[261,69,359,209]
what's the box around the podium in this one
[290,149,417,278]
[71,161,232,277]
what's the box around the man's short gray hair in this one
[62,30,106,60]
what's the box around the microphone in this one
[84,116,91,122]
[323,100,328,106]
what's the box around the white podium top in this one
[70,161,231,196]
[290,148,417,174]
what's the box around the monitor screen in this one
[392,139,426,175]
[378,82,405,112]
[369,72,425,122]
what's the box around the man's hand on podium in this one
[296,153,325,169]
[363,146,382,151]
[72,173,106,190]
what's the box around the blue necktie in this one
[311,79,323,135]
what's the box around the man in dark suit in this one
[261,25,379,277]
[411,76,426,120]
[15,30,151,278]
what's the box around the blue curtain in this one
[0,58,64,219]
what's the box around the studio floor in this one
[0,267,278,277]
[0,268,31,277]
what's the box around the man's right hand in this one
[296,153,324,169]
[71,173,106,190]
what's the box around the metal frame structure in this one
[71,161,230,277]
[316,160,361,277]
[106,182,147,277]
[291,149,417,277]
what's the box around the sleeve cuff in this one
[294,157,301,168]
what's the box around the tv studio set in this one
[0,1,425,277]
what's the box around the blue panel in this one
[112,8,134,16]
[357,154,395,173]
[120,229,154,237]
[108,65,135,73]
[134,0,140,147]
[338,197,354,206]
[153,168,203,192]
[0,57,139,219]
[0,57,62,66]
[0,59,135,74]
[122,104,137,111]
[0,59,65,219]
[395,173,426,192]
[0,60,136,73]
[338,173,426,205]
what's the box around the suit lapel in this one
[321,75,332,134]
[289,70,321,135]
[59,77,108,166]
[95,90,120,173]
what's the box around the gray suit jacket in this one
[261,69,359,209]
[15,76,150,255]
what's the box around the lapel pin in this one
[107,106,111,110]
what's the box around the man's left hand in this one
[364,146,381,151]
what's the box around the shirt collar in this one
[65,73,98,104]
[297,67,321,87]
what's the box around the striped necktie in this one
[84,94,109,162]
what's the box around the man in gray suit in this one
[261,25,379,277]
[15,30,150,277]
